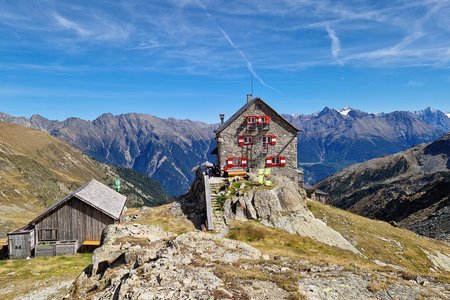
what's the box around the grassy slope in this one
[126,205,195,235]
[0,121,107,235]
[226,201,450,283]
[0,254,91,300]
[307,200,450,276]
[0,121,167,236]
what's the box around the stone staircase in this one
[209,179,228,235]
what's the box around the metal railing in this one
[203,173,214,231]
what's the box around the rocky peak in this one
[413,107,450,131]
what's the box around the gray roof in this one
[31,179,127,223]
[216,97,299,134]
[314,189,328,195]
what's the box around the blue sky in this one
[0,0,449,123]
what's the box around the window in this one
[262,135,277,148]
[246,116,256,124]
[238,135,254,146]
[265,156,286,167]
[233,157,242,165]
[246,116,257,130]
[226,157,248,168]
[260,116,270,130]
[248,116,270,130]
[38,229,58,241]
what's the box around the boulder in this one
[223,177,361,254]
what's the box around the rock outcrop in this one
[68,224,261,299]
[222,177,361,254]
[68,224,450,300]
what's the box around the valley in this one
[317,133,450,240]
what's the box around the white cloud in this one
[53,13,89,37]
[1,0,450,74]
[325,24,342,64]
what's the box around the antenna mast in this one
[250,72,253,95]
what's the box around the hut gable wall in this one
[35,196,115,244]
[217,100,298,180]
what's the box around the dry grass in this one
[0,254,92,300]
[0,121,112,237]
[213,262,305,300]
[227,220,375,270]
[307,200,450,273]
[225,201,450,284]
[126,204,195,235]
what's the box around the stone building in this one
[215,96,299,181]
[305,186,329,204]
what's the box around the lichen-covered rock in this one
[68,224,261,300]
[223,177,361,254]
[67,223,450,300]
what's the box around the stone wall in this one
[217,100,298,181]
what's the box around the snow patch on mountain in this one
[338,107,352,116]
[445,113,450,119]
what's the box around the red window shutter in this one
[270,135,277,145]
[238,136,245,146]
[227,158,234,167]
[265,116,271,124]
[241,157,247,167]
[266,157,273,167]
[280,156,286,167]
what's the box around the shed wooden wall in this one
[35,197,116,244]
[8,231,33,259]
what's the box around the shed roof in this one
[314,189,328,195]
[30,179,126,224]
[7,224,34,235]
[216,97,299,134]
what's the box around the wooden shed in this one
[8,179,127,259]
[7,225,35,259]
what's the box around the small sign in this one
[114,178,121,192]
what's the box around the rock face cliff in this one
[317,133,450,240]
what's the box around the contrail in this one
[325,24,343,65]
[218,28,280,93]
[195,0,280,93]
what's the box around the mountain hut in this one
[7,179,126,259]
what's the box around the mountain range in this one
[0,106,449,196]
[0,112,216,196]
[284,106,450,183]
[0,121,167,237]
[316,132,450,240]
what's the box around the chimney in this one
[219,113,225,125]
[247,94,253,103]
